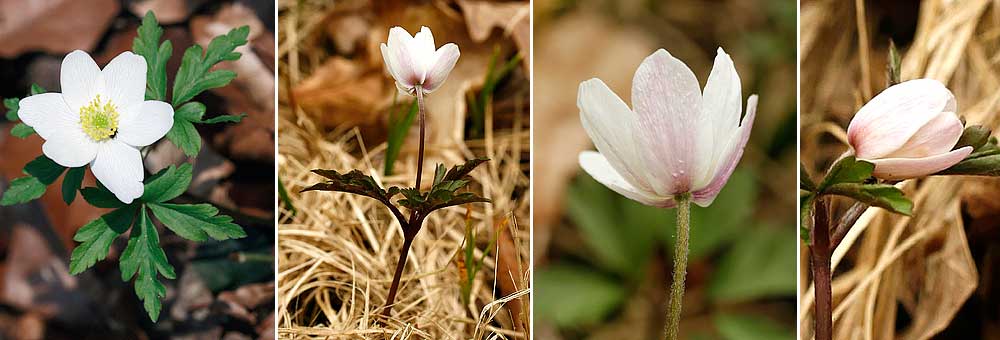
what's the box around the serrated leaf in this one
[199,113,245,124]
[166,119,201,156]
[81,186,125,208]
[62,167,85,204]
[303,168,407,223]
[133,11,172,101]
[11,123,35,138]
[396,158,491,216]
[120,208,174,321]
[1,177,47,206]
[817,156,874,192]
[23,155,65,184]
[148,203,245,241]
[825,183,912,215]
[142,164,192,202]
[171,26,249,106]
[4,97,19,121]
[69,206,136,275]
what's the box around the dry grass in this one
[275,1,530,339]
[800,0,1000,339]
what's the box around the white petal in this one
[385,27,420,87]
[116,101,174,147]
[577,78,650,191]
[885,111,963,159]
[847,79,954,159]
[869,146,973,180]
[60,50,101,112]
[422,43,460,93]
[579,151,674,208]
[42,131,98,167]
[411,26,437,75]
[696,47,742,188]
[17,93,78,141]
[91,141,144,204]
[692,95,757,207]
[632,49,705,195]
[101,52,147,110]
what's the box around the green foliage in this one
[709,226,797,302]
[4,98,18,121]
[384,97,417,175]
[141,164,192,203]
[80,185,125,209]
[10,123,35,138]
[120,208,175,321]
[467,47,522,138]
[816,156,874,191]
[1,156,65,206]
[6,84,45,138]
[62,167,86,204]
[715,313,794,340]
[825,183,913,215]
[396,159,492,215]
[171,25,249,106]
[134,11,172,101]
[69,206,136,275]
[149,203,246,241]
[166,102,244,156]
[278,174,296,216]
[534,263,625,328]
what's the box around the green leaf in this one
[11,123,35,138]
[199,113,245,124]
[171,26,249,106]
[148,203,246,241]
[81,185,125,209]
[4,97,19,121]
[29,84,46,95]
[277,175,296,216]
[141,164,192,203]
[715,313,794,340]
[120,208,175,321]
[62,167,86,204]
[23,155,65,184]
[1,177,47,206]
[69,206,136,275]
[166,118,201,156]
[938,152,1000,177]
[396,158,491,215]
[825,183,912,215]
[817,156,874,191]
[133,11,172,101]
[955,125,991,151]
[709,226,797,302]
[384,98,417,175]
[534,263,625,327]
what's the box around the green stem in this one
[665,193,691,340]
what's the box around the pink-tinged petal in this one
[410,26,436,74]
[101,51,147,110]
[422,43,459,93]
[17,93,78,141]
[692,95,757,207]
[632,49,705,195]
[579,151,675,208]
[848,79,955,159]
[42,129,98,167]
[577,78,651,191]
[61,50,101,112]
[91,140,144,204]
[696,47,743,188]
[868,146,973,180]
[116,101,174,147]
[385,27,420,87]
[885,111,963,158]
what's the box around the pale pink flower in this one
[380,26,460,96]
[578,48,757,207]
[848,79,973,180]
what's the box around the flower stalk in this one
[665,193,691,340]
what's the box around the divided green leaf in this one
[62,167,86,204]
[81,185,125,209]
[1,177,47,206]
[397,158,491,216]
[120,208,175,321]
[133,11,173,101]
[148,203,246,241]
[4,97,19,121]
[141,164,192,202]
[69,206,136,275]
[817,156,873,191]
[11,123,35,138]
[171,25,249,106]
[825,183,912,215]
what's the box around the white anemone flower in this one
[578,48,757,208]
[18,50,174,204]
[380,26,460,96]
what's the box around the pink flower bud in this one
[847,79,973,180]
[379,26,460,96]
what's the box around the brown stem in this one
[381,232,415,317]
[811,198,833,340]
[414,86,427,190]
[829,201,868,251]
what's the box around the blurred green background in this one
[532,0,797,339]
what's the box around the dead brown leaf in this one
[0,0,119,58]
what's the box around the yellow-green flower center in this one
[79,95,119,141]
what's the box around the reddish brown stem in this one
[811,198,833,340]
[382,232,415,317]
[414,86,426,190]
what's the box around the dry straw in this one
[800,0,999,339]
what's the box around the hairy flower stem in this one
[665,193,691,340]
[381,86,429,318]
[811,198,833,340]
